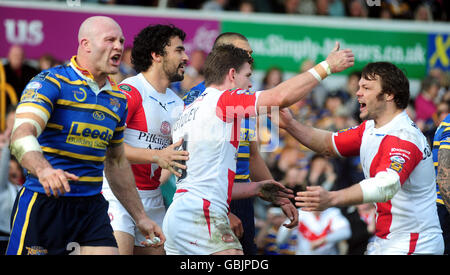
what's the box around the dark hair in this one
[131,24,186,73]
[361,62,410,109]
[213,32,248,49]
[204,44,253,87]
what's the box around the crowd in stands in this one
[1,12,449,254]
[37,0,450,22]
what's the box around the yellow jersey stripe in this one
[46,76,61,89]
[56,99,120,122]
[235,174,250,180]
[109,138,124,144]
[115,125,126,132]
[17,191,38,255]
[37,93,53,110]
[46,123,63,130]
[440,145,450,150]
[104,90,127,100]
[437,198,444,205]
[42,146,106,162]
[8,188,25,252]
[78,176,103,182]
[237,153,250,158]
[54,73,88,86]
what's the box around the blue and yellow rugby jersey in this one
[433,114,450,205]
[18,56,128,196]
[183,82,254,183]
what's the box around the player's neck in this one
[374,107,403,128]
[142,67,169,94]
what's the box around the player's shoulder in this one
[224,88,255,95]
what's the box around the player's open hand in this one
[37,167,78,197]
[279,200,299,228]
[156,138,189,177]
[295,185,332,211]
[257,179,294,203]
[326,42,355,74]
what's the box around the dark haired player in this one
[279,62,444,255]
[102,24,189,255]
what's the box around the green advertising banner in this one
[221,21,429,79]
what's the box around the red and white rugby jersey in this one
[105,73,184,190]
[332,111,442,239]
[172,87,260,213]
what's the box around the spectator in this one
[277,206,351,254]
[414,3,433,21]
[38,54,59,72]
[255,207,296,255]
[239,0,255,13]
[202,0,228,11]
[347,0,367,18]
[180,48,206,93]
[3,45,39,107]
[415,76,440,133]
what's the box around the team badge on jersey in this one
[73,88,87,102]
[109,98,120,112]
[389,155,405,173]
[160,121,171,135]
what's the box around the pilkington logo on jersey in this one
[66,122,113,149]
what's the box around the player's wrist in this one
[308,61,331,82]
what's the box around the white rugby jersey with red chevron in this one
[172,87,260,214]
[107,73,184,190]
[332,111,442,253]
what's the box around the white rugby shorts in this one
[104,188,166,247]
[366,232,444,255]
[162,192,242,255]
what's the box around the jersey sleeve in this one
[16,70,61,121]
[332,121,367,157]
[370,135,423,185]
[216,89,260,123]
[118,83,142,126]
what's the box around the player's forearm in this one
[124,143,159,164]
[284,119,337,157]
[329,184,364,207]
[231,182,262,199]
[249,142,273,181]
[437,148,450,212]
[105,147,147,222]
[257,72,319,113]
[10,124,52,177]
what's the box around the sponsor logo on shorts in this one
[26,246,48,255]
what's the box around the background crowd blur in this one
[1,0,449,255]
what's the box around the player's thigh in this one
[113,231,135,255]
[80,245,118,255]
[134,245,166,255]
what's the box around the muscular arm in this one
[256,43,354,114]
[249,141,273,181]
[105,143,165,246]
[104,143,147,222]
[281,109,338,157]
[437,147,450,212]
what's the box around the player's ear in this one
[228,68,236,82]
[80,38,91,53]
[151,52,162,63]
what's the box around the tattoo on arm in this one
[437,148,450,212]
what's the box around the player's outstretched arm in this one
[257,42,354,114]
[275,108,338,157]
[295,170,400,211]
[105,143,165,247]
